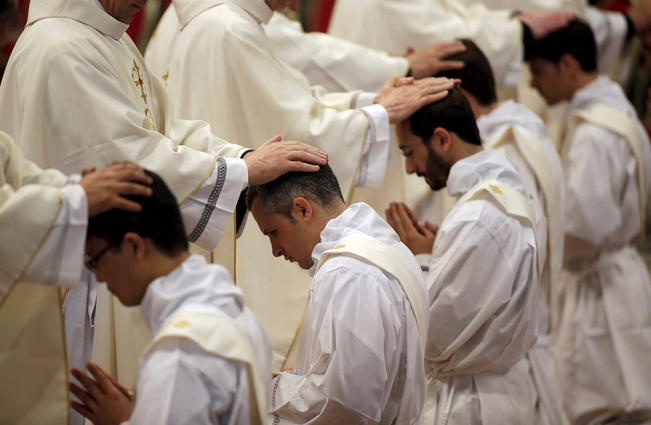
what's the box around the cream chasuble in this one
[328,0,523,86]
[0,0,250,395]
[0,132,88,425]
[144,0,397,370]
[556,76,651,424]
[422,150,541,425]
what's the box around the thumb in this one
[265,135,282,145]
[424,221,439,233]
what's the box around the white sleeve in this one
[22,183,87,287]
[126,338,246,425]
[182,157,248,251]
[355,104,391,189]
[271,264,401,423]
[584,7,628,74]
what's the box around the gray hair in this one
[246,164,344,221]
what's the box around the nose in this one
[272,242,283,258]
[405,158,416,175]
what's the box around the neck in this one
[473,101,498,119]
[572,72,599,97]
[148,251,191,283]
[453,142,484,165]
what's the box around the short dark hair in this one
[87,170,189,256]
[526,19,597,72]
[409,88,482,146]
[246,164,344,220]
[436,39,497,107]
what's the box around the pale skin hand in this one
[405,40,466,79]
[80,163,153,217]
[516,11,575,39]
[385,202,438,255]
[69,363,134,425]
[375,76,456,124]
[244,135,328,185]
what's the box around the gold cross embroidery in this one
[131,60,148,104]
[162,69,170,87]
[173,319,192,329]
[489,184,502,194]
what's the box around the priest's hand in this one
[375,76,455,124]
[515,11,575,39]
[80,163,153,217]
[70,363,134,425]
[386,202,438,255]
[244,135,328,185]
[405,41,466,79]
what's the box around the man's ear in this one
[291,197,313,222]
[559,53,578,76]
[432,127,452,153]
[123,232,147,260]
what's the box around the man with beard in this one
[386,89,542,425]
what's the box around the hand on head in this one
[406,40,467,79]
[385,202,438,255]
[375,76,456,124]
[69,363,134,425]
[516,10,575,39]
[80,162,153,217]
[244,135,328,185]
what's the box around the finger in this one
[87,363,114,395]
[108,197,144,213]
[70,401,95,420]
[113,181,154,197]
[436,60,465,72]
[419,91,449,106]
[71,369,96,392]
[437,41,467,58]
[287,162,321,173]
[404,46,415,55]
[280,142,328,159]
[394,76,415,87]
[395,204,419,236]
[113,167,154,185]
[386,204,403,234]
[286,150,329,166]
[70,383,98,409]
[264,135,282,145]
[400,203,421,227]
[424,221,439,234]
[92,363,133,398]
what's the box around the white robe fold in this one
[0,0,250,409]
[556,75,651,425]
[127,255,272,425]
[265,12,408,93]
[422,150,541,425]
[144,0,398,369]
[328,0,523,86]
[271,203,427,425]
[478,101,567,425]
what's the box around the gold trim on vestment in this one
[178,155,218,206]
[345,112,370,204]
[0,189,63,309]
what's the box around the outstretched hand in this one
[244,135,328,185]
[385,202,438,255]
[406,40,467,79]
[375,76,456,124]
[69,363,134,425]
[516,11,575,39]
[80,162,153,217]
